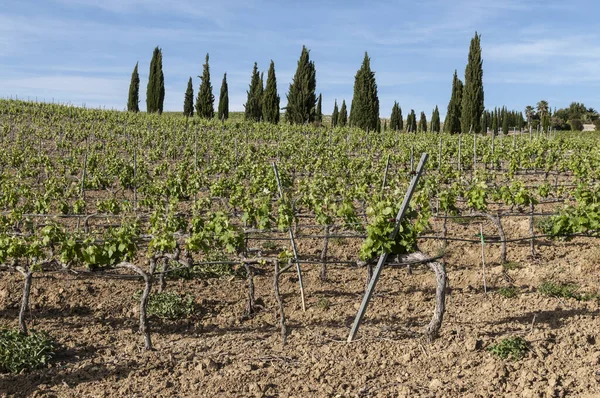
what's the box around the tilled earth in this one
[1,216,600,397]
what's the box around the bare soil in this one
[1,216,600,397]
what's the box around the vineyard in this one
[0,99,599,397]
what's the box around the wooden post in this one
[272,162,306,312]
[347,153,429,342]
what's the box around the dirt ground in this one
[1,215,600,397]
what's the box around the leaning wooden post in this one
[272,162,306,312]
[479,224,487,295]
[458,134,462,172]
[347,153,429,342]
[381,154,390,191]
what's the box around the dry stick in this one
[472,212,507,264]
[17,266,33,335]
[116,258,157,351]
[438,137,442,172]
[80,149,88,199]
[529,202,536,257]
[243,263,256,315]
[133,145,137,211]
[381,154,390,191]
[273,260,287,345]
[320,225,329,281]
[425,257,446,341]
[458,133,462,172]
[479,224,487,295]
[272,162,306,312]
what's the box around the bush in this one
[569,119,584,131]
[594,119,600,131]
[538,280,596,301]
[488,336,529,360]
[497,286,519,298]
[135,291,196,319]
[0,329,55,374]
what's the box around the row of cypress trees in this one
[127,32,483,132]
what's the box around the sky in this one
[1,0,599,118]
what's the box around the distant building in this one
[583,124,595,132]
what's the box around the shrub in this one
[488,336,529,360]
[569,119,584,131]
[135,291,196,319]
[0,329,55,373]
[538,280,596,301]
[497,286,519,298]
[594,119,600,131]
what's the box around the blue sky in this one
[1,0,599,118]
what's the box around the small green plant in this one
[502,262,522,271]
[0,329,55,373]
[497,286,519,298]
[135,291,196,319]
[261,241,280,251]
[538,280,596,301]
[316,297,330,310]
[488,336,529,360]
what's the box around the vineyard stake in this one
[347,153,429,342]
[479,224,487,295]
[272,162,306,312]
[381,153,390,191]
[458,134,462,172]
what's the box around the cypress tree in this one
[398,106,403,131]
[245,62,262,121]
[390,101,402,131]
[431,106,441,132]
[183,77,194,117]
[315,93,323,123]
[331,100,339,127]
[339,100,348,127]
[383,120,387,131]
[418,111,427,133]
[349,52,379,131]
[218,73,229,121]
[285,46,317,124]
[491,108,498,133]
[195,53,214,119]
[262,60,280,124]
[407,109,417,133]
[444,70,463,133]
[502,107,509,135]
[461,32,484,134]
[127,62,140,113]
[258,72,264,110]
[146,46,165,114]
[481,111,488,133]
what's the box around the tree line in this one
[126,33,526,135]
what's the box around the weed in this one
[538,280,596,301]
[317,297,330,310]
[134,291,196,319]
[488,336,529,360]
[0,329,55,373]
[502,262,522,271]
[497,286,519,298]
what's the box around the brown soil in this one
[1,216,600,397]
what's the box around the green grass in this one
[0,329,55,374]
[134,291,196,319]
[538,280,596,301]
[502,261,523,271]
[488,336,529,360]
[316,297,330,310]
[497,286,519,298]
